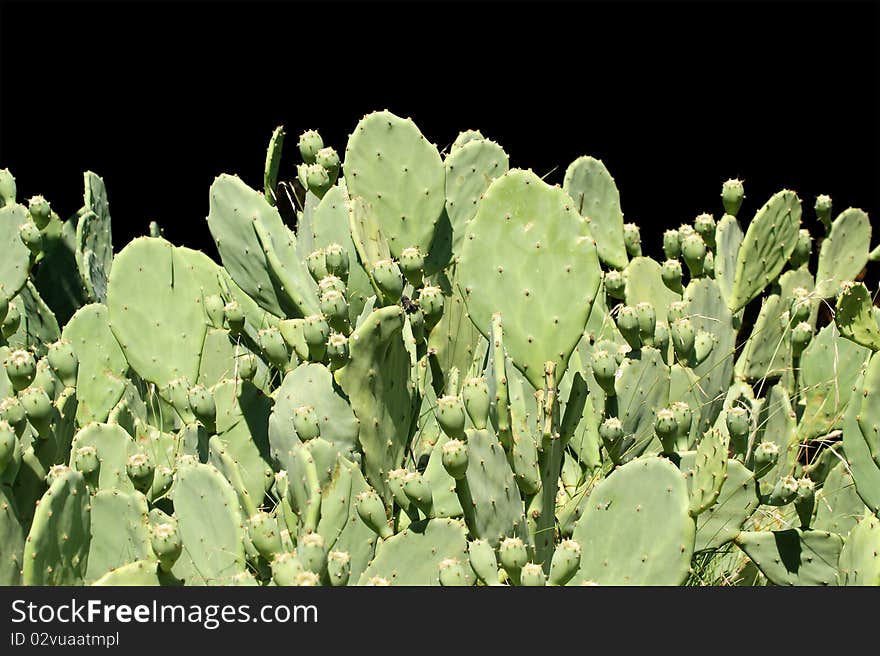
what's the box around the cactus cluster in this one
[1,111,879,586]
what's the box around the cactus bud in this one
[519,562,546,587]
[46,464,71,486]
[318,274,346,296]
[461,376,489,430]
[293,405,320,441]
[19,220,42,255]
[151,522,183,573]
[663,229,681,259]
[615,305,641,351]
[204,293,226,329]
[4,349,35,392]
[436,394,466,439]
[721,179,744,217]
[399,246,425,287]
[0,300,18,339]
[693,330,716,365]
[303,314,330,361]
[45,340,77,388]
[150,465,174,500]
[0,169,15,207]
[654,321,671,362]
[355,490,392,539]
[468,539,500,586]
[703,250,715,278]
[327,332,350,370]
[623,223,642,257]
[694,213,716,249]
[438,558,469,586]
[0,295,7,325]
[789,229,812,269]
[417,285,444,331]
[372,259,404,303]
[73,445,99,477]
[752,442,779,480]
[441,439,469,480]
[794,478,816,529]
[814,194,832,231]
[324,243,349,282]
[298,532,327,576]
[223,300,245,335]
[297,129,324,164]
[661,259,684,294]
[635,302,656,347]
[19,387,53,436]
[271,551,305,586]
[306,249,328,283]
[591,350,618,397]
[790,289,811,324]
[0,396,26,433]
[671,318,695,362]
[654,408,678,454]
[603,269,626,300]
[671,401,693,443]
[791,321,813,357]
[498,537,528,578]
[402,471,433,516]
[126,452,155,494]
[235,351,257,381]
[681,233,707,278]
[667,300,689,323]
[726,406,751,458]
[327,550,351,586]
[768,475,799,506]
[315,146,340,179]
[187,384,216,431]
[19,197,42,226]
[549,539,581,586]
[0,420,16,476]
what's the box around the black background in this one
[1,1,878,260]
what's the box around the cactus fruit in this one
[2,114,877,587]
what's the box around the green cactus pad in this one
[570,456,695,585]
[207,174,318,318]
[92,559,162,586]
[753,383,798,482]
[816,208,872,298]
[263,126,285,205]
[358,517,470,585]
[61,304,128,425]
[838,513,880,585]
[686,429,729,516]
[713,214,744,306]
[735,529,843,586]
[76,172,114,303]
[69,423,136,493]
[85,489,153,583]
[5,283,62,357]
[834,281,880,351]
[563,156,628,269]
[22,469,90,585]
[611,346,670,458]
[623,257,681,323]
[172,461,247,585]
[343,110,445,258]
[336,306,416,502]
[735,293,789,381]
[814,460,869,538]
[728,190,802,312]
[458,169,602,388]
[0,485,24,584]
[444,138,509,252]
[269,363,359,470]
[0,203,32,301]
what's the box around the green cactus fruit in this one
[327,550,351,586]
[236,351,257,381]
[498,536,528,581]
[126,453,154,494]
[838,514,880,585]
[371,258,404,303]
[461,377,489,430]
[293,405,321,441]
[303,314,330,361]
[356,490,392,539]
[735,528,842,586]
[548,539,581,586]
[441,439,469,480]
[0,296,7,325]
[248,511,283,561]
[223,300,245,335]
[437,558,469,586]
[0,396,26,433]
[767,475,799,505]
[399,246,425,287]
[298,532,327,576]
[316,146,340,179]
[305,164,331,198]
[4,349,35,392]
[468,539,501,586]
[693,331,716,366]
[694,213,716,249]
[403,471,433,517]
[259,327,289,369]
[323,243,349,282]
[296,163,309,189]
[791,321,813,357]
[203,294,226,329]
[623,223,642,257]
[386,468,411,511]
[604,269,626,299]
[725,406,751,457]
[73,445,99,478]
[320,290,350,333]
[519,562,547,586]
[46,464,73,487]
[0,168,15,206]
[671,401,693,446]
[591,350,618,397]
[703,250,715,277]
[670,318,695,362]
[661,259,684,294]
[417,285,444,331]
[317,274,346,296]
[436,394,466,439]
[654,408,678,455]
[794,477,816,529]
[835,281,880,351]
[752,442,779,480]
[327,333,350,370]
[789,228,812,268]
[681,233,706,278]
[163,377,194,423]
[0,420,16,476]
[789,288,812,324]
[187,384,216,430]
[635,302,656,347]
[662,229,681,260]
[151,522,183,573]
[667,300,688,323]
[615,305,641,351]
[46,340,78,388]
[271,551,305,586]
[298,129,324,164]
[19,220,42,255]
[306,249,328,283]
[815,194,832,231]
[20,386,53,436]
[150,466,173,501]
[721,179,744,217]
